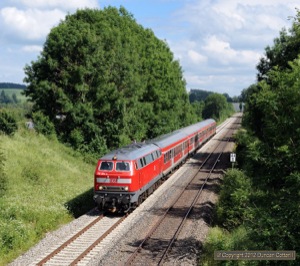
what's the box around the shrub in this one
[32,111,56,138]
[0,111,18,135]
[215,169,251,230]
[200,226,251,266]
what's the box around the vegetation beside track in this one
[201,10,300,266]
[0,125,95,265]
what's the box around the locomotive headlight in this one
[124,186,129,191]
[98,186,103,190]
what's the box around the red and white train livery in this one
[93,119,216,212]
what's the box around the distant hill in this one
[0,82,26,89]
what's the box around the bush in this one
[215,169,251,230]
[32,111,56,138]
[200,226,251,266]
[0,111,18,135]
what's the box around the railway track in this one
[11,115,241,266]
[33,214,126,266]
[29,129,223,266]
[123,114,241,265]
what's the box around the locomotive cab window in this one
[116,162,130,171]
[99,161,113,171]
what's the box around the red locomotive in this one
[93,119,216,213]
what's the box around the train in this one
[93,119,216,213]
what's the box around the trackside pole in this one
[230,153,236,169]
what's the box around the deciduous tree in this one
[24,7,195,156]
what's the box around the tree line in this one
[23,6,234,160]
[202,10,300,265]
[189,89,238,103]
[0,83,26,89]
[0,6,236,264]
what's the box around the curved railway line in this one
[10,114,241,266]
[124,115,240,265]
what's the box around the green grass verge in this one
[0,128,96,265]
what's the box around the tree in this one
[202,93,228,120]
[24,7,196,156]
[0,111,18,136]
[256,13,300,82]
[191,101,204,121]
[209,12,300,263]
[222,93,232,102]
[238,50,300,262]
[189,89,212,103]
[32,111,56,138]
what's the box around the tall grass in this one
[0,128,96,265]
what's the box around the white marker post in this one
[230,153,236,169]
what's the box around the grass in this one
[0,127,96,265]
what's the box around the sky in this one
[1,1,300,97]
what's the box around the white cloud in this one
[185,72,256,96]
[187,50,207,64]
[0,7,65,40]
[22,45,43,52]
[166,0,300,95]
[1,0,300,95]
[202,35,261,65]
[17,0,99,11]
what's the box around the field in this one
[0,88,27,103]
[0,127,96,265]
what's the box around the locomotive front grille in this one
[100,186,128,192]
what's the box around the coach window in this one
[185,140,188,149]
[99,161,113,171]
[190,137,194,145]
[164,151,171,163]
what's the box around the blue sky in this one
[1,1,299,97]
